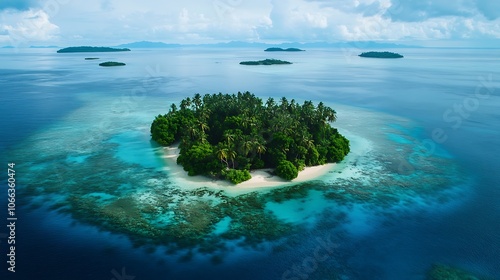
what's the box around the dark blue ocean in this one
[0,47,499,280]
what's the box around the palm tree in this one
[280,97,289,112]
[169,103,177,113]
[187,123,199,140]
[199,106,211,122]
[289,99,297,113]
[325,107,337,122]
[216,146,229,168]
[197,119,209,134]
[241,114,258,133]
[240,138,253,157]
[300,133,315,149]
[180,97,191,110]
[223,131,235,146]
[254,140,266,159]
[301,100,315,125]
[317,102,336,123]
[199,132,208,144]
[193,93,202,110]
[226,148,237,169]
[272,113,294,135]
[266,97,275,109]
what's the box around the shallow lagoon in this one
[1,48,499,279]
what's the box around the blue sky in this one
[1,0,499,47]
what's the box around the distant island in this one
[117,41,182,48]
[240,59,292,65]
[57,46,131,53]
[30,45,59,49]
[85,57,99,60]
[151,92,350,184]
[265,47,305,52]
[99,61,126,67]
[359,51,403,58]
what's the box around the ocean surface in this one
[0,47,499,280]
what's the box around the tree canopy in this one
[151,92,350,184]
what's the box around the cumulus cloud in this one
[305,0,386,16]
[265,0,500,42]
[257,0,341,41]
[0,0,499,46]
[0,8,59,46]
[34,0,272,44]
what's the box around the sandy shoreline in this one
[161,143,335,194]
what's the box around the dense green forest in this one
[57,46,130,53]
[151,92,350,184]
[359,51,403,58]
[240,59,292,65]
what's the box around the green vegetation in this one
[57,46,131,53]
[240,59,292,65]
[223,169,252,184]
[276,160,298,180]
[99,61,126,67]
[265,47,305,52]
[359,51,403,58]
[84,57,99,60]
[427,264,493,280]
[151,92,350,183]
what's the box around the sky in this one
[1,0,500,47]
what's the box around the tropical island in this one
[240,59,292,65]
[57,46,131,53]
[359,51,403,58]
[99,61,126,67]
[151,92,350,184]
[264,47,305,52]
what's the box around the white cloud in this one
[0,8,59,46]
[0,0,499,46]
[304,12,328,28]
[37,0,272,44]
[257,0,342,41]
[256,0,500,43]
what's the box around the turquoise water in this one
[0,48,499,279]
[266,190,336,225]
[107,130,164,169]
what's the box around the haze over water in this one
[0,47,499,279]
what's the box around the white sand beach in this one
[161,143,335,194]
